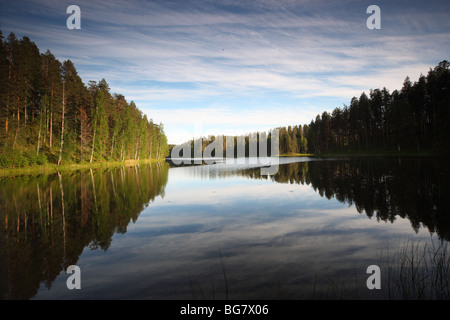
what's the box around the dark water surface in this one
[1,157,449,300]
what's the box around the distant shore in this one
[308,150,441,158]
[279,150,442,158]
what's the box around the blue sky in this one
[1,0,449,144]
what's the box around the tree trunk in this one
[12,97,20,150]
[24,98,27,127]
[149,140,152,159]
[110,132,115,160]
[43,93,48,145]
[5,48,12,134]
[37,114,42,155]
[134,140,139,160]
[90,118,97,163]
[79,107,89,162]
[80,112,83,161]
[49,83,53,149]
[57,83,65,166]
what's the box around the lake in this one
[0,157,449,300]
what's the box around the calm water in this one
[0,157,449,300]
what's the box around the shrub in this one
[0,153,12,168]
[36,153,48,165]
[25,151,38,166]
[15,152,29,167]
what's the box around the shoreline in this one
[279,150,443,159]
[1,151,444,176]
[0,158,167,176]
[308,151,442,158]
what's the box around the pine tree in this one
[0,31,170,168]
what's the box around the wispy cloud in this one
[1,0,449,143]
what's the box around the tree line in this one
[170,127,308,158]
[170,132,280,159]
[173,60,450,158]
[304,61,450,155]
[0,31,169,168]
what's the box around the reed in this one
[379,237,449,300]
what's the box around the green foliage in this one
[0,149,48,168]
[278,125,308,155]
[24,150,39,165]
[0,153,11,167]
[8,149,29,167]
[0,31,170,169]
[36,152,48,165]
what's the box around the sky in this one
[1,0,449,145]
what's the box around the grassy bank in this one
[0,158,167,176]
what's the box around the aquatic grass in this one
[188,245,230,300]
[189,274,206,300]
[188,237,448,300]
[378,236,449,300]
[308,236,449,300]
[218,245,229,300]
[310,266,367,300]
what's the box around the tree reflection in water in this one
[239,157,450,242]
[0,162,169,300]
[1,158,449,300]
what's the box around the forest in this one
[304,60,450,155]
[1,30,449,166]
[277,60,450,155]
[0,31,170,168]
[172,60,450,158]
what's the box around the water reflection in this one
[1,158,449,300]
[170,157,450,241]
[242,157,450,242]
[0,162,169,300]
